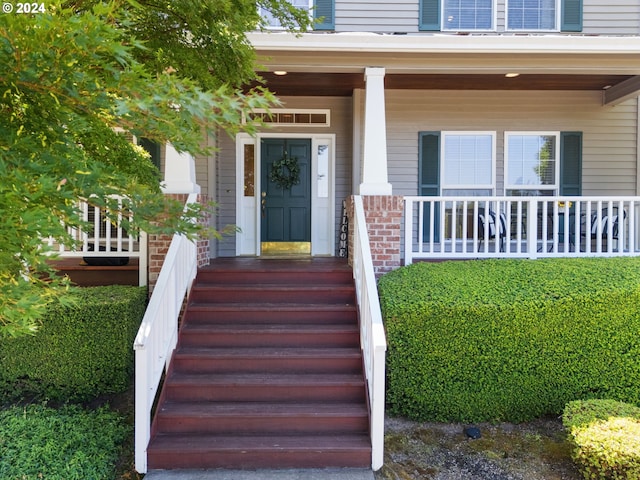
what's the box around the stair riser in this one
[164,385,367,403]
[153,415,369,435]
[196,271,353,286]
[172,356,363,374]
[185,309,357,325]
[147,449,371,470]
[190,288,355,305]
[178,332,360,349]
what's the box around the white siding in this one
[215,97,353,257]
[385,89,638,197]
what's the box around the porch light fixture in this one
[505,73,520,78]
[273,70,288,76]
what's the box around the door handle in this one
[261,192,266,217]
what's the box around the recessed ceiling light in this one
[505,73,520,78]
[273,71,288,76]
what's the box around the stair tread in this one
[158,402,369,416]
[187,303,357,310]
[180,324,358,333]
[149,433,371,451]
[174,347,362,357]
[168,372,365,385]
[193,284,354,290]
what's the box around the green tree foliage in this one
[0,0,310,337]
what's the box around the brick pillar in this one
[348,195,404,278]
[147,193,210,294]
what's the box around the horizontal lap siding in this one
[385,90,638,197]
[583,0,640,34]
[215,97,353,257]
[336,0,419,32]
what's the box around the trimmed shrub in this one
[0,403,130,480]
[0,286,147,402]
[563,399,640,479]
[378,258,640,422]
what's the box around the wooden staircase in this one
[146,258,372,470]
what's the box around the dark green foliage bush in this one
[563,399,640,479]
[0,286,147,402]
[0,403,130,480]
[379,258,640,422]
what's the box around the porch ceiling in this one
[247,33,640,102]
[252,72,633,97]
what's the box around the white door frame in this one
[235,133,336,256]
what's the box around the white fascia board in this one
[247,32,640,55]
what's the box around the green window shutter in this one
[419,0,441,31]
[419,132,441,241]
[138,138,162,170]
[561,0,582,32]
[314,0,334,30]
[560,131,582,195]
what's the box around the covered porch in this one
[404,195,640,264]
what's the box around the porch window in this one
[507,0,557,31]
[505,132,559,196]
[442,132,495,195]
[442,0,494,31]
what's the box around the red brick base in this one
[148,194,210,294]
[348,195,404,277]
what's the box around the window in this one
[443,0,494,31]
[259,0,334,30]
[420,0,581,32]
[505,132,559,195]
[442,132,495,194]
[260,0,311,28]
[507,0,557,31]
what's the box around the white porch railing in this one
[133,193,199,474]
[352,196,387,471]
[47,198,148,286]
[405,196,640,264]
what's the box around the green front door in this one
[261,139,312,255]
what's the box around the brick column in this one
[348,195,404,278]
[147,194,210,294]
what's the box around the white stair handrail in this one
[352,195,387,471]
[133,192,199,474]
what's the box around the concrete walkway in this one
[144,468,374,480]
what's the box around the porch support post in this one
[162,143,201,195]
[359,67,392,195]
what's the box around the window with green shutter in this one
[314,0,334,30]
[419,132,441,241]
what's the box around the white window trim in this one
[505,0,560,33]
[504,131,560,194]
[441,0,497,32]
[441,131,497,191]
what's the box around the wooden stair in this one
[146,258,371,470]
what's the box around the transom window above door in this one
[507,0,558,31]
[443,0,494,31]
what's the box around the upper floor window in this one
[420,0,581,32]
[507,0,557,31]
[259,0,312,28]
[443,0,494,31]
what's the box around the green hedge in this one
[379,258,640,423]
[563,399,640,479]
[0,286,147,402]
